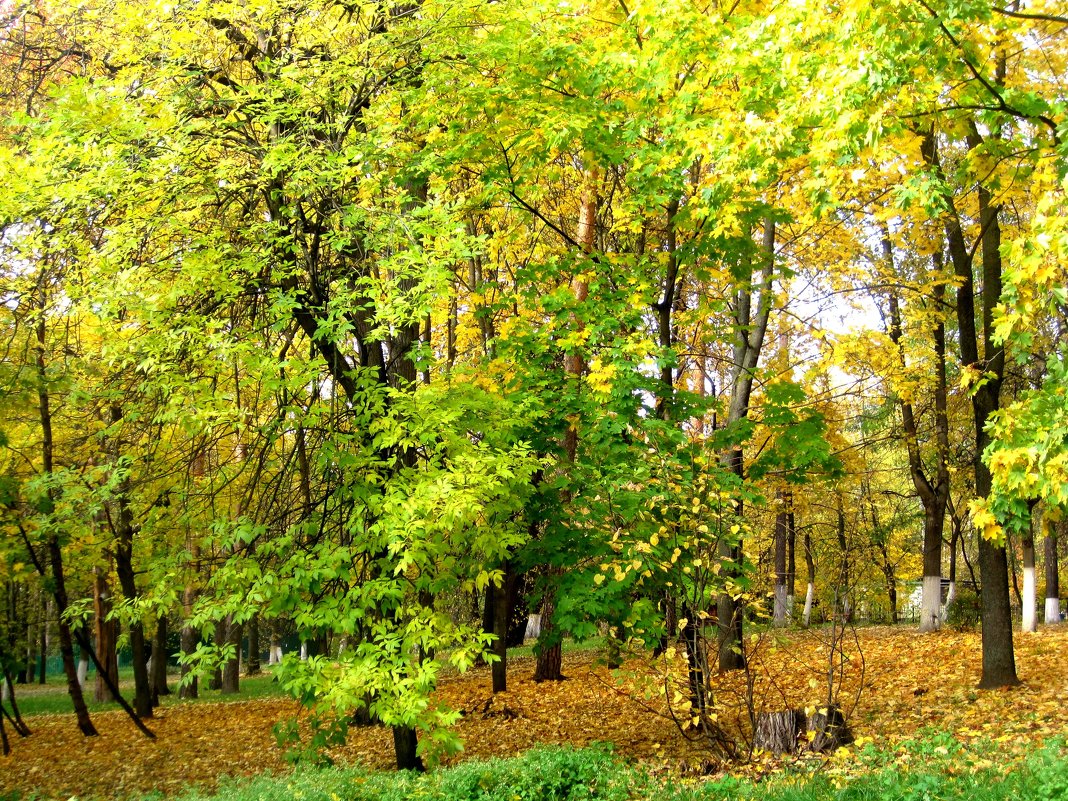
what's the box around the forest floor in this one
[2,625,1066,800]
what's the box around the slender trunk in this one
[1022,528,1036,633]
[835,493,851,623]
[533,574,563,683]
[945,525,959,616]
[803,529,815,627]
[718,218,775,670]
[491,560,516,693]
[773,493,788,626]
[179,550,200,699]
[221,616,241,694]
[49,540,96,735]
[151,616,170,703]
[786,504,796,617]
[93,567,119,703]
[936,121,1017,688]
[884,250,949,633]
[31,302,96,735]
[246,615,261,676]
[536,172,599,684]
[37,592,47,685]
[1045,518,1061,624]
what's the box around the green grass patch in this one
[134,738,1068,801]
[12,669,286,717]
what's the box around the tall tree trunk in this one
[718,218,775,670]
[786,502,796,618]
[933,126,1018,688]
[150,616,170,704]
[179,554,200,700]
[37,591,48,685]
[1022,521,1036,633]
[536,170,599,684]
[392,724,424,771]
[93,566,119,703]
[773,491,789,626]
[884,235,950,633]
[803,529,816,627]
[1044,518,1060,624]
[30,307,96,735]
[245,615,261,676]
[491,560,517,693]
[221,616,241,694]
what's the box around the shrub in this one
[946,588,982,631]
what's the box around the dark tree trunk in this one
[50,541,97,736]
[209,618,224,690]
[30,309,96,735]
[221,616,241,694]
[681,608,706,711]
[150,616,170,704]
[1045,520,1061,623]
[786,502,796,605]
[109,404,153,719]
[933,124,1018,688]
[491,560,517,693]
[246,615,261,676]
[773,491,788,626]
[37,592,48,685]
[393,725,424,771]
[93,567,119,703]
[179,597,199,700]
[533,570,563,683]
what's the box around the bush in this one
[165,738,1068,801]
[946,588,982,631]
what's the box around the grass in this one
[11,668,286,717]
[121,738,1068,801]
[10,637,607,718]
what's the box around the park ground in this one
[1,625,1066,800]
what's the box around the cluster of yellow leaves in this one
[5,627,1068,800]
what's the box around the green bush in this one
[946,588,982,631]
[159,738,1068,801]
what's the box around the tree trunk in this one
[50,540,96,735]
[718,218,775,670]
[491,560,517,693]
[109,405,153,719]
[93,567,119,703]
[754,710,805,754]
[884,252,949,633]
[245,615,261,676]
[786,504,796,618]
[935,124,1018,688]
[803,529,816,627]
[151,616,170,703]
[393,724,424,771]
[179,581,199,700]
[773,494,789,626]
[30,308,96,735]
[37,594,47,685]
[221,616,241,694]
[1022,527,1036,633]
[1044,518,1060,624]
[533,571,563,683]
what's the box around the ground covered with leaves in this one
[2,626,1066,800]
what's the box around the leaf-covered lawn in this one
[3,626,1066,800]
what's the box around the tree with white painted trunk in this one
[1045,519,1061,625]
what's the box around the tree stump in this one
[807,704,853,752]
[754,709,806,754]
